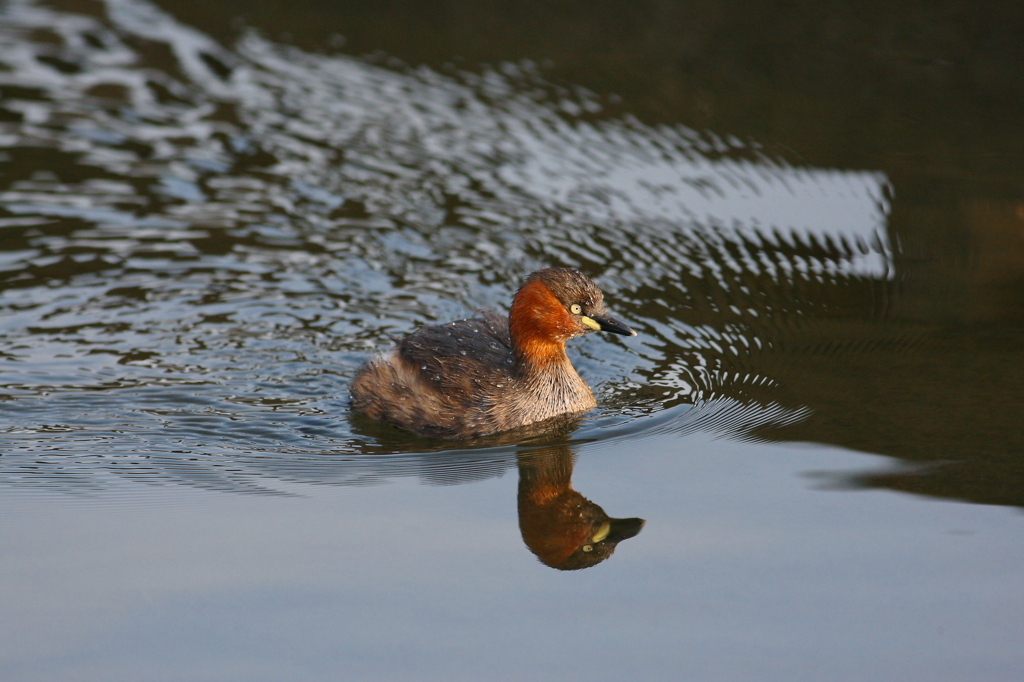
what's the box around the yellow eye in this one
[570,303,582,315]
[582,544,594,553]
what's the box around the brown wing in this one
[396,311,513,400]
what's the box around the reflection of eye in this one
[582,544,594,553]
[570,303,582,315]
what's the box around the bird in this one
[350,268,636,439]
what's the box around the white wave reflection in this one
[3,0,893,282]
[0,0,906,464]
[222,34,893,276]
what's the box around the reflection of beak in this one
[603,517,646,543]
[582,313,637,337]
[591,520,612,543]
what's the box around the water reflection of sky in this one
[3,435,1022,681]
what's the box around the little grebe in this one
[350,268,636,439]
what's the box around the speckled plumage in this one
[349,268,635,439]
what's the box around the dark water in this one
[2,1,1024,680]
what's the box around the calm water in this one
[2,0,1024,680]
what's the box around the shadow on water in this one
[0,0,1023,511]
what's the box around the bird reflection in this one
[350,412,645,568]
[517,447,645,570]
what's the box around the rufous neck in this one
[508,279,575,368]
[512,335,569,368]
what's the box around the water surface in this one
[2,0,1023,680]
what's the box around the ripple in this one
[0,0,939,498]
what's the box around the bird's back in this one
[349,311,517,438]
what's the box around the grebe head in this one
[509,268,635,362]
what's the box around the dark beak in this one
[605,517,646,543]
[590,313,637,337]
